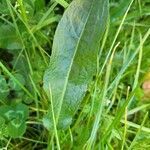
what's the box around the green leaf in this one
[0,0,9,14]
[0,103,29,138]
[0,24,22,50]
[8,73,25,91]
[0,116,8,139]
[0,75,9,100]
[7,120,26,138]
[43,0,109,129]
[110,0,131,22]
[0,0,16,15]
[34,0,45,11]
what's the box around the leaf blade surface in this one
[44,0,109,129]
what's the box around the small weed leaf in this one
[5,110,24,127]
[0,25,22,50]
[8,73,25,91]
[0,103,29,138]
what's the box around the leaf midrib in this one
[56,0,96,122]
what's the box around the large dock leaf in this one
[43,0,109,129]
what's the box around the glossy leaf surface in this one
[43,0,109,129]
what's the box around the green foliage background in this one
[0,0,150,149]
